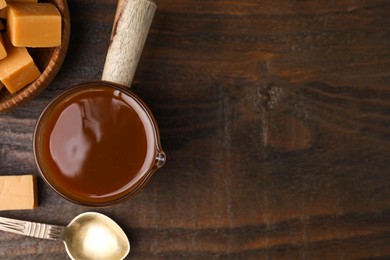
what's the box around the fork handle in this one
[0,216,65,240]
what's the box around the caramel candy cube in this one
[1,0,40,19]
[0,34,6,60]
[0,37,40,93]
[7,3,61,47]
[0,0,6,9]
[0,175,37,211]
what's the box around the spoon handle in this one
[0,216,64,240]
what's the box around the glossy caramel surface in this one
[38,84,156,204]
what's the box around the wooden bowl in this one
[0,0,70,112]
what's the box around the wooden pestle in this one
[102,0,156,87]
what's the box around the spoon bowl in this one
[0,212,130,260]
[62,212,130,260]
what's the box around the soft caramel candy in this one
[0,37,40,93]
[0,33,6,59]
[1,0,39,15]
[7,3,61,47]
[0,0,6,9]
[0,175,37,211]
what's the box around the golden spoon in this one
[0,212,130,260]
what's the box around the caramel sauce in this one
[38,84,156,205]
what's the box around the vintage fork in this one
[0,216,65,240]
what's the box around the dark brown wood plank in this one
[0,0,389,259]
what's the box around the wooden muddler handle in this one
[102,0,156,87]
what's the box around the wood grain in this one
[0,0,389,259]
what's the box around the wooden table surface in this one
[1,0,390,259]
